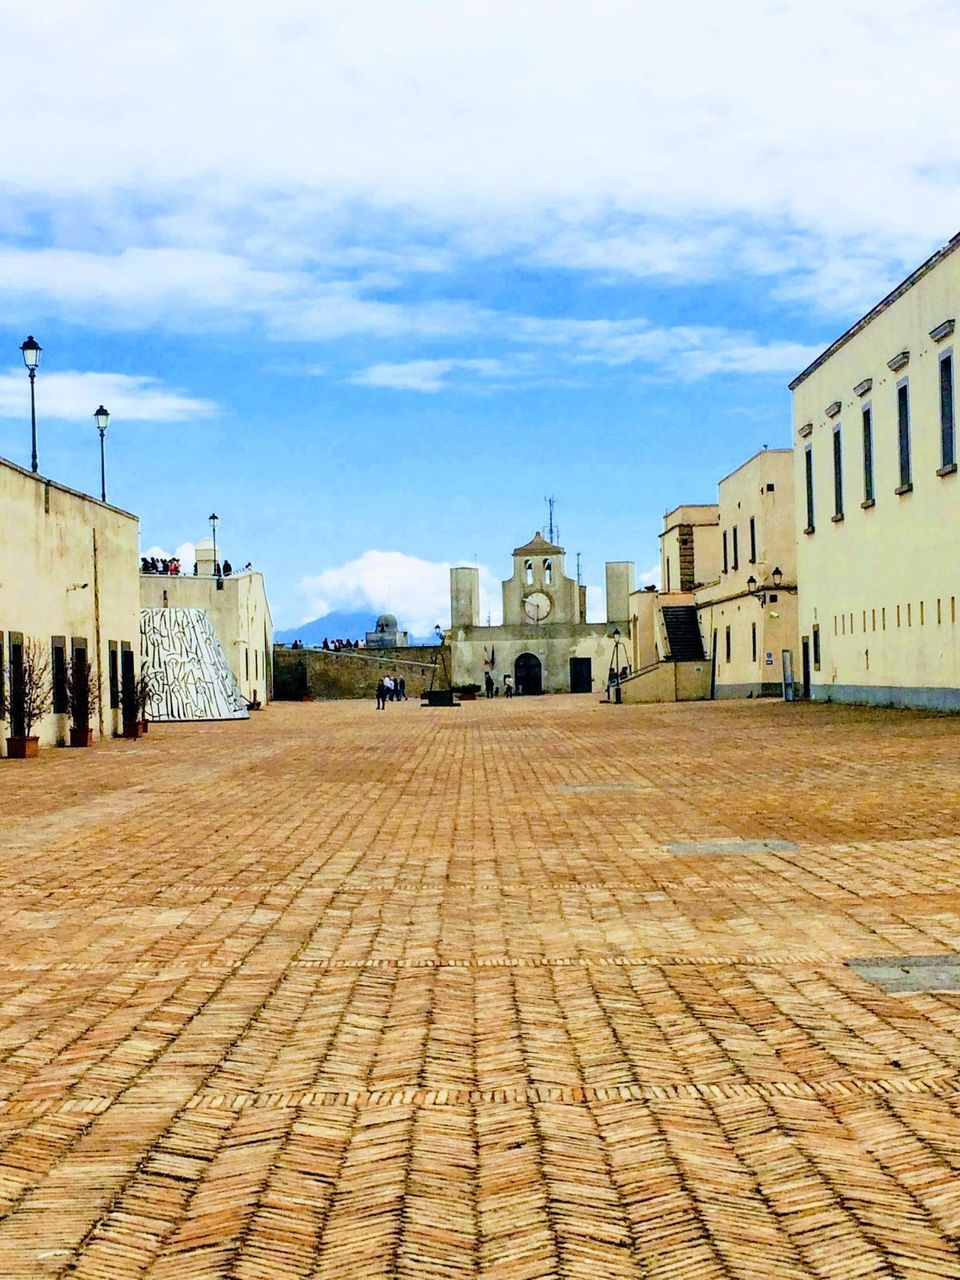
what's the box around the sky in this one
[2,0,959,632]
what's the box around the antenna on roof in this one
[545,495,556,544]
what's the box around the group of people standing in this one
[375,674,407,709]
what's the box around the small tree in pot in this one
[64,654,100,747]
[3,638,52,758]
[134,668,156,733]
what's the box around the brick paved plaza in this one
[2,697,960,1278]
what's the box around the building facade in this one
[0,456,141,751]
[695,449,799,698]
[625,450,798,702]
[789,233,960,709]
[450,532,633,695]
[140,537,273,707]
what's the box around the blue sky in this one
[2,0,959,630]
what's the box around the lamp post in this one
[20,336,41,473]
[609,626,626,704]
[209,513,219,577]
[94,405,110,502]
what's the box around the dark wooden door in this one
[569,657,592,693]
[514,653,542,696]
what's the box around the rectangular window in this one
[748,516,757,563]
[722,530,728,574]
[804,446,815,531]
[882,607,886,630]
[725,626,731,663]
[108,642,120,710]
[833,424,843,517]
[897,381,912,490]
[938,598,942,624]
[920,601,925,625]
[871,608,876,631]
[897,605,901,627]
[862,405,874,503]
[732,526,739,571]
[51,637,67,714]
[812,624,821,670]
[940,351,956,469]
[751,621,757,663]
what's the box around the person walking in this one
[375,678,387,710]
[383,674,395,703]
[398,676,406,701]
[484,671,494,698]
[503,673,513,698]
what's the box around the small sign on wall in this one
[765,652,774,666]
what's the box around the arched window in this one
[544,559,553,585]
[524,559,534,585]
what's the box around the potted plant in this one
[64,653,99,747]
[134,669,156,734]
[3,638,52,758]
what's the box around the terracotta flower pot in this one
[123,722,144,739]
[69,728,93,748]
[140,720,149,734]
[6,736,39,759]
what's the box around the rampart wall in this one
[273,645,449,701]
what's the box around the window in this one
[731,526,739,571]
[749,516,756,564]
[725,626,731,662]
[862,406,874,504]
[897,380,912,490]
[722,530,729,574]
[812,624,821,670]
[524,559,533,585]
[751,621,757,663]
[544,559,553,585]
[665,558,671,592]
[245,650,249,679]
[833,424,843,518]
[108,642,120,710]
[940,351,956,470]
[51,637,67,714]
[804,446,815,531]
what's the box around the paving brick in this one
[0,696,959,1276]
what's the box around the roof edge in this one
[788,232,960,391]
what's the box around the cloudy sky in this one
[2,0,958,630]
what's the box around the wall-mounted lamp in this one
[746,567,793,606]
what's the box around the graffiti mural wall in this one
[140,608,249,721]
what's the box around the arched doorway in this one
[515,652,542,696]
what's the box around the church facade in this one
[450,532,634,695]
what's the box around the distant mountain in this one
[275,612,442,647]
[275,612,376,645]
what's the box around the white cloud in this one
[298,550,501,634]
[1,1,959,243]
[0,371,216,422]
[350,358,506,392]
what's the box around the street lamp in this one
[94,405,110,502]
[20,336,41,473]
[747,567,793,606]
[608,626,626,704]
[209,513,219,577]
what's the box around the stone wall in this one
[274,644,449,701]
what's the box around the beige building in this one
[140,537,273,706]
[696,449,799,698]
[625,450,798,701]
[789,233,960,709]
[0,455,141,751]
[451,532,633,695]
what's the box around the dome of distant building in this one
[366,612,408,649]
